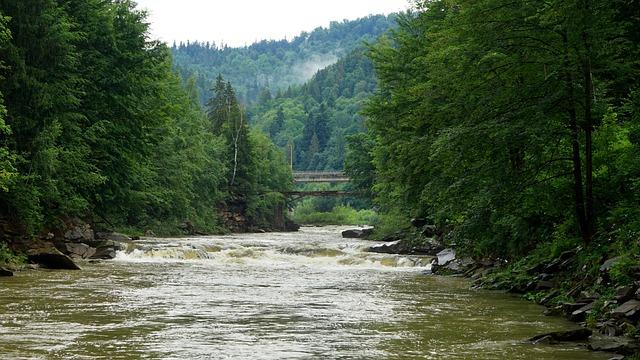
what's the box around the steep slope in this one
[250,48,377,171]
[171,14,396,104]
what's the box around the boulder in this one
[61,243,96,259]
[598,320,624,337]
[410,218,428,228]
[27,246,81,270]
[421,225,438,238]
[96,232,132,242]
[535,280,554,291]
[570,301,595,322]
[436,248,456,265]
[89,240,124,260]
[600,257,622,272]
[540,290,560,306]
[615,285,637,302]
[342,228,374,239]
[589,335,639,354]
[611,299,640,319]
[561,302,590,316]
[0,267,13,276]
[529,328,592,343]
[63,221,94,242]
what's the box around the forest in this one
[0,0,292,244]
[171,14,396,105]
[345,0,640,273]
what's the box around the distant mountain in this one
[171,14,396,104]
[250,48,378,171]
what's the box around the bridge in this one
[293,171,350,183]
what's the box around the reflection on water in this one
[0,227,608,359]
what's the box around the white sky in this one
[134,0,411,47]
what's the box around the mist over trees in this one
[171,14,396,105]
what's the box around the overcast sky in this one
[134,0,410,47]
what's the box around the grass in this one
[292,205,378,226]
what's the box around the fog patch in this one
[292,53,339,83]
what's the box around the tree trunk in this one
[582,0,596,242]
[562,31,589,243]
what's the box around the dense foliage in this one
[172,15,396,104]
[0,0,292,237]
[348,0,640,258]
[252,49,377,171]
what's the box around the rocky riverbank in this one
[359,220,640,359]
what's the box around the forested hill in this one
[171,14,396,104]
[0,0,293,240]
[251,49,376,171]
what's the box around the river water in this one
[0,227,608,359]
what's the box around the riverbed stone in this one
[27,246,81,270]
[63,221,94,242]
[529,328,592,343]
[410,218,428,228]
[589,335,639,354]
[570,301,595,322]
[0,267,13,276]
[615,285,637,302]
[421,225,437,237]
[611,299,640,319]
[96,232,132,242]
[62,243,96,259]
[600,257,622,272]
[342,228,374,239]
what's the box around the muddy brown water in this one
[0,227,609,359]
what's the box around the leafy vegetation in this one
[346,0,640,261]
[171,15,396,105]
[0,0,292,237]
[293,203,377,226]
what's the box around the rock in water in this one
[0,267,13,276]
[341,228,374,239]
[589,335,639,354]
[61,243,96,259]
[27,246,81,270]
[529,328,592,343]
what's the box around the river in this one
[0,227,609,359]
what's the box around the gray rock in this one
[0,267,13,276]
[421,225,437,237]
[570,302,595,322]
[616,285,636,302]
[540,290,560,305]
[96,232,132,242]
[436,248,456,265]
[342,228,374,239]
[589,335,639,354]
[600,257,622,272]
[410,218,428,228]
[529,328,592,343]
[62,243,96,259]
[27,246,81,270]
[611,299,640,319]
[64,222,94,242]
[535,280,554,291]
[91,247,116,260]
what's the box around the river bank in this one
[360,221,640,358]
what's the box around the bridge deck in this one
[293,171,350,183]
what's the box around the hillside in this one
[171,14,396,104]
[250,48,377,171]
